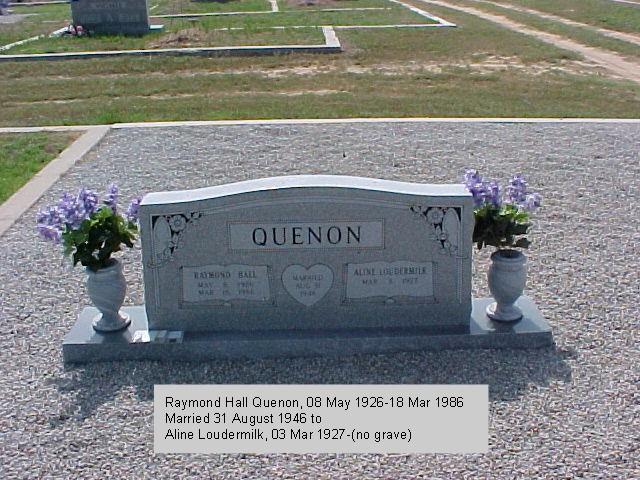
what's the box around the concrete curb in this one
[0,126,110,237]
[109,117,640,128]
[0,125,94,133]
[1,118,640,134]
[0,43,342,62]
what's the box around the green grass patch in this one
[448,0,640,61]
[490,0,640,34]
[2,1,430,55]
[152,0,277,15]
[0,4,71,46]
[0,0,638,126]
[0,132,78,203]
[8,26,325,54]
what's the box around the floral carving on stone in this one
[411,205,461,256]
[148,212,202,268]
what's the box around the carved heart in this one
[282,264,333,306]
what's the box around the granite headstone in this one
[70,0,150,35]
[139,176,474,333]
[63,175,553,362]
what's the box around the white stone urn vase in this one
[486,249,527,322]
[86,259,131,332]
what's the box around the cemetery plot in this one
[7,25,327,53]
[0,3,68,46]
[2,0,639,124]
[0,0,445,56]
[151,0,280,15]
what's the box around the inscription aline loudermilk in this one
[345,261,434,301]
[139,176,473,333]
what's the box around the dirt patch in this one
[148,28,208,49]
[5,89,351,106]
[39,55,607,83]
[285,0,348,8]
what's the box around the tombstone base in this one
[62,297,553,363]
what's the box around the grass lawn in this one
[0,0,639,126]
[152,0,277,15]
[489,0,640,34]
[0,132,79,203]
[0,4,70,46]
[4,1,430,54]
[447,0,640,61]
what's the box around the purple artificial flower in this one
[462,169,488,207]
[58,192,87,229]
[104,183,118,213]
[125,195,143,223]
[486,180,502,208]
[523,192,542,212]
[462,169,502,208]
[463,168,483,188]
[78,187,98,216]
[36,205,64,243]
[506,174,528,205]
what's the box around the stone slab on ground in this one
[62,297,553,363]
[0,121,638,478]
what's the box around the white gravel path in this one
[0,122,638,479]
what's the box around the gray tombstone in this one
[62,176,553,363]
[70,0,150,35]
[139,176,474,333]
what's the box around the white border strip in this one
[387,0,456,26]
[322,26,341,48]
[0,39,341,62]
[110,117,640,128]
[0,126,109,237]
[1,118,638,136]
[150,7,390,18]
[0,34,42,52]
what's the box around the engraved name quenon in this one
[229,221,383,250]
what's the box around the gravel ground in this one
[1,121,638,479]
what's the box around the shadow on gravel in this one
[51,346,573,422]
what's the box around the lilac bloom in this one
[463,169,484,188]
[523,192,542,211]
[486,180,502,208]
[78,188,98,216]
[506,174,528,205]
[125,196,143,223]
[462,169,490,207]
[36,205,64,243]
[104,183,118,213]
[57,192,87,229]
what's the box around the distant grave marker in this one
[70,0,150,35]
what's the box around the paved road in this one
[1,122,638,478]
